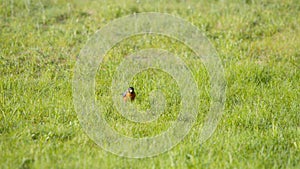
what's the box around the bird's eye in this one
[129,90,133,93]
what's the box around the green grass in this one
[1,0,299,168]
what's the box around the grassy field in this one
[1,0,299,168]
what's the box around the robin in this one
[122,87,136,102]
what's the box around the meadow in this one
[0,0,299,168]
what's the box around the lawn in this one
[0,0,299,168]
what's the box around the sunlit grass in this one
[0,0,299,168]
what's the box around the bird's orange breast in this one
[124,92,136,101]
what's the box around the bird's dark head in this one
[128,87,135,93]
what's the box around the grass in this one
[0,0,299,168]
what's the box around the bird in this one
[122,87,136,102]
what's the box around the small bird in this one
[122,87,136,102]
